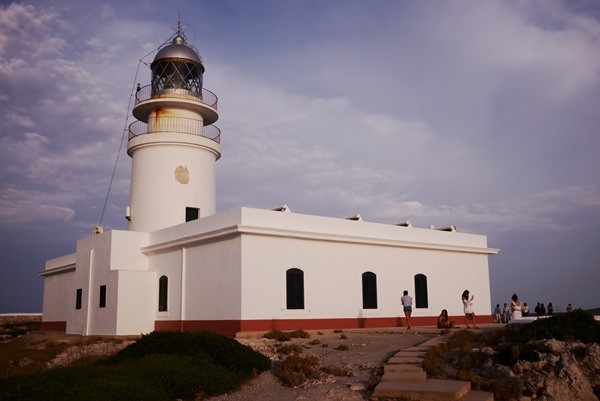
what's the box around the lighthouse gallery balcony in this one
[132,84,219,126]
[128,117,220,143]
[130,84,220,143]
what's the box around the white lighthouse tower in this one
[127,25,221,232]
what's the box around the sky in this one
[1,0,599,314]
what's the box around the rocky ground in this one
[208,329,437,401]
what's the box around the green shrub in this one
[263,329,291,342]
[446,329,480,349]
[0,331,271,401]
[518,310,600,343]
[481,327,517,346]
[110,331,270,375]
[496,342,540,365]
[274,354,320,387]
[422,346,445,377]
[276,343,303,355]
[289,329,310,338]
[321,365,351,377]
[489,376,524,401]
[1,321,41,338]
[457,370,482,390]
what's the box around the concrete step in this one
[394,350,427,357]
[373,379,471,401]
[380,370,427,383]
[384,363,423,373]
[387,355,424,364]
[419,336,450,348]
[459,390,494,401]
[403,346,430,352]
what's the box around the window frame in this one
[361,271,378,309]
[75,288,82,310]
[158,275,168,312]
[185,207,199,222]
[286,268,305,310]
[99,285,107,308]
[414,274,429,308]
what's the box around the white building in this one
[40,28,498,336]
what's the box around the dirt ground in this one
[208,328,439,401]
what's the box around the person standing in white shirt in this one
[401,290,413,330]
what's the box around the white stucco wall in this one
[116,270,155,334]
[239,233,492,320]
[127,133,220,232]
[41,267,74,324]
[183,236,242,320]
[44,230,152,335]
[143,207,495,325]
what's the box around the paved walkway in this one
[371,326,496,401]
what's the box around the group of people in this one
[493,296,574,324]
[400,289,575,330]
[399,289,480,330]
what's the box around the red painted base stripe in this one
[155,315,493,336]
[40,321,67,332]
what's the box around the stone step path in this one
[371,334,494,401]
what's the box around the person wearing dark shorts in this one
[401,290,413,329]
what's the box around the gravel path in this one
[209,329,437,401]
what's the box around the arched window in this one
[414,274,428,308]
[158,275,168,312]
[286,268,304,310]
[362,272,378,309]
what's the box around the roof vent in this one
[271,204,291,213]
[344,214,363,221]
[435,226,459,232]
[394,221,413,228]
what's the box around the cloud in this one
[0,187,76,224]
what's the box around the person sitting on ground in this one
[437,309,454,329]
[534,302,541,316]
[522,302,530,317]
[567,303,573,313]
[493,304,502,323]
[547,302,554,315]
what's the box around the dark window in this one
[158,276,168,312]
[75,288,82,310]
[362,272,378,309]
[186,207,199,222]
[286,268,304,309]
[414,274,428,308]
[99,285,107,308]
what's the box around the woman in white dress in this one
[461,290,478,329]
[511,293,522,320]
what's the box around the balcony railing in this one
[135,85,218,110]
[128,116,221,144]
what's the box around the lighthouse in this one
[127,26,221,232]
[39,25,497,337]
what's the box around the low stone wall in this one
[0,314,42,325]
